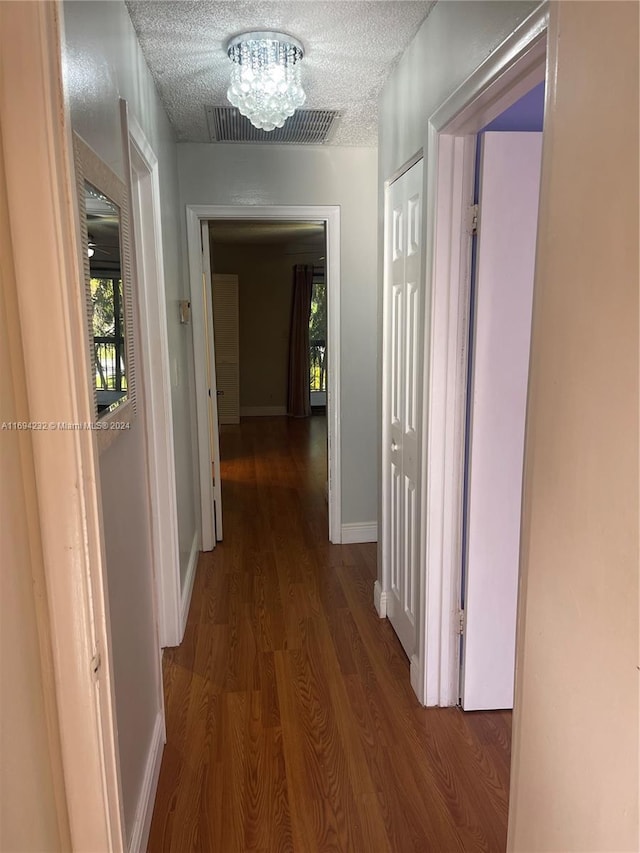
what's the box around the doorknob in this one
[391,439,398,451]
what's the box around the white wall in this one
[508,3,639,849]
[378,1,539,180]
[178,144,378,526]
[61,0,198,843]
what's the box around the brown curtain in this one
[287,264,313,417]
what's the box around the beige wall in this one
[210,241,320,410]
[0,127,69,852]
[508,3,639,850]
[179,144,378,526]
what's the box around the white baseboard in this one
[179,531,199,642]
[373,580,387,618]
[341,522,378,544]
[240,405,287,417]
[128,711,165,853]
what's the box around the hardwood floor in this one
[148,416,511,852]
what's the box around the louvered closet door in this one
[212,274,240,425]
[383,159,423,660]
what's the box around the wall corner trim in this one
[127,711,164,853]
[179,531,199,642]
[374,580,387,618]
[410,655,424,705]
[341,522,378,544]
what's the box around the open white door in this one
[461,132,542,710]
[383,159,423,659]
[201,221,223,542]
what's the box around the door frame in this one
[416,3,548,706]
[186,204,342,547]
[127,110,182,649]
[198,218,224,546]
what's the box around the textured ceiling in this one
[125,1,435,145]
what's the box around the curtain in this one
[287,264,313,417]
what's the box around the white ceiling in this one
[125,1,435,145]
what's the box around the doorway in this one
[414,5,548,707]
[459,86,545,711]
[206,220,329,536]
[208,220,326,420]
[186,205,342,549]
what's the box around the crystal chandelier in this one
[226,31,306,131]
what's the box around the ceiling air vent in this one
[205,106,340,145]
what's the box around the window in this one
[309,272,326,395]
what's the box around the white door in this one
[212,274,240,425]
[461,132,543,710]
[383,159,423,659]
[201,221,223,541]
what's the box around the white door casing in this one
[461,132,543,711]
[382,159,424,660]
[200,221,223,543]
[414,5,548,708]
[127,110,182,649]
[187,204,342,545]
[211,274,240,425]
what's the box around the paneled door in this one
[461,132,543,710]
[382,159,423,659]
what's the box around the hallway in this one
[148,416,511,851]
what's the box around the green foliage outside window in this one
[91,277,126,391]
[309,277,326,393]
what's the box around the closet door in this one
[382,160,423,659]
[212,273,240,425]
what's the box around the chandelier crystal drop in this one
[226,31,306,131]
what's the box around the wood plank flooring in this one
[148,416,511,852]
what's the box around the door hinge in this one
[91,651,102,680]
[466,204,479,236]
[457,609,465,635]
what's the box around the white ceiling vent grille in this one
[205,106,340,144]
